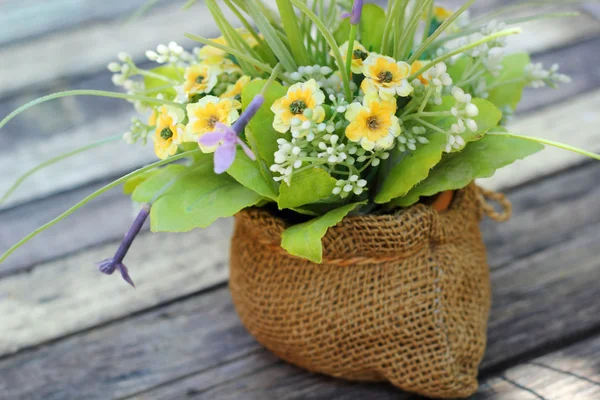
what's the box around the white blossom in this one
[332,175,368,198]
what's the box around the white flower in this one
[525,63,571,89]
[332,175,368,198]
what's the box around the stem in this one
[397,0,433,60]
[408,28,522,81]
[136,69,178,84]
[290,0,353,101]
[409,0,476,64]
[276,0,312,65]
[0,135,122,206]
[414,118,447,134]
[418,87,433,114]
[487,77,527,90]
[421,1,435,45]
[261,64,284,96]
[488,131,600,161]
[184,33,293,83]
[0,90,184,132]
[345,24,358,80]
[0,150,202,265]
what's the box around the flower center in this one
[378,71,394,83]
[289,100,307,115]
[367,116,380,130]
[353,49,368,61]
[160,127,173,140]
[234,94,242,102]
[207,115,219,128]
[195,75,205,84]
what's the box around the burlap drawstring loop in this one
[477,186,512,222]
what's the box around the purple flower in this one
[96,203,151,288]
[342,0,364,25]
[199,94,265,174]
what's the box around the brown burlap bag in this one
[230,184,502,399]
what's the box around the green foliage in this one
[447,56,473,82]
[359,4,386,52]
[486,53,531,110]
[227,149,278,200]
[281,202,363,263]
[375,132,447,204]
[143,66,182,101]
[123,169,161,195]
[132,164,188,202]
[278,168,337,209]
[391,133,544,207]
[146,163,264,232]
[427,96,502,145]
[242,80,288,167]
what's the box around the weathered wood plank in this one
[474,335,600,399]
[1,164,599,399]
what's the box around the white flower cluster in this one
[412,62,453,106]
[145,42,195,66]
[108,52,136,87]
[398,126,430,152]
[525,63,571,89]
[288,65,333,82]
[289,111,336,141]
[333,175,367,198]
[447,87,479,152]
[123,117,153,145]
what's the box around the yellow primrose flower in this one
[186,96,240,152]
[411,60,430,85]
[271,79,326,133]
[433,6,453,21]
[148,109,158,126]
[361,54,413,99]
[335,41,369,74]
[198,28,259,61]
[345,93,401,151]
[220,75,251,106]
[183,63,221,96]
[154,106,185,160]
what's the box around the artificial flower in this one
[182,63,221,96]
[220,75,252,106]
[342,0,364,25]
[345,92,401,150]
[153,106,185,160]
[337,41,369,74]
[271,79,326,133]
[198,28,259,61]
[186,96,240,152]
[361,54,413,99]
[433,6,454,22]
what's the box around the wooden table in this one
[0,1,599,399]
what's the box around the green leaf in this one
[150,166,264,232]
[227,149,278,200]
[281,202,363,263]
[132,164,188,202]
[242,80,288,167]
[375,132,447,204]
[427,96,502,145]
[486,52,530,110]
[392,133,544,207]
[143,66,182,101]
[333,19,351,45]
[278,168,337,209]
[447,56,473,82]
[123,169,161,195]
[359,4,386,52]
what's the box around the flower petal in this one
[116,263,136,288]
[237,138,256,161]
[198,131,226,147]
[214,144,237,174]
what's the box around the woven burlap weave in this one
[229,184,492,399]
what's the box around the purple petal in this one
[237,138,256,161]
[214,144,237,174]
[199,131,226,147]
[116,263,136,288]
[97,259,116,275]
[341,12,352,19]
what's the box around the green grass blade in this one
[1,135,122,206]
[0,149,202,265]
[0,90,184,132]
[276,0,311,65]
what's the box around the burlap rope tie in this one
[477,187,512,222]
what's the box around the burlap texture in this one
[229,184,491,399]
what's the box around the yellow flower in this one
[183,63,221,96]
[185,96,239,152]
[148,110,158,126]
[335,41,369,74]
[411,60,430,85]
[271,79,326,133]
[154,106,185,160]
[220,75,251,108]
[198,28,259,61]
[433,6,453,21]
[361,54,413,99]
[345,93,401,151]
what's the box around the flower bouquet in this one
[1,0,599,398]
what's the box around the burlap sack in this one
[229,184,494,399]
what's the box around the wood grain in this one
[0,163,599,399]
[474,335,600,399]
